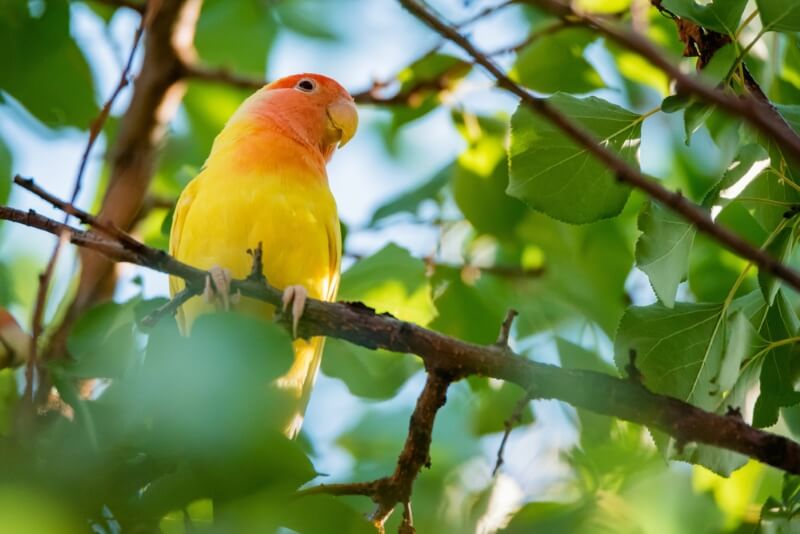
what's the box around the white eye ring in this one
[296,78,317,93]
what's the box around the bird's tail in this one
[277,336,326,439]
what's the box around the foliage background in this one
[2,0,800,532]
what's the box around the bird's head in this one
[240,73,358,161]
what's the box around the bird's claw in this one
[204,266,239,310]
[281,285,308,338]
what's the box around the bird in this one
[168,73,357,438]
[0,308,30,369]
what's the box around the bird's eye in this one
[296,79,316,92]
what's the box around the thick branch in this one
[396,0,800,295]
[65,0,199,327]
[3,201,800,476]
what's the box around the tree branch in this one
[396,0,800,296]
[528,0,800,163]
[3,184,800,478]
[60,0,200,345]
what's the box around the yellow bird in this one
[168,73,358,437]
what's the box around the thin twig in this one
[493,391,532,476]
[496,309,518,347]
[26,230,68,403]
[139,287,196,328]
[69,0,150,208]
[397,0,800,295]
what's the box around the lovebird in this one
[168,74,358,437]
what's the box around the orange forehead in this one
[266,73,352,99]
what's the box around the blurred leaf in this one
[452,112,527,236]
[635,200,696,308]
[384,53,472,140]
[556,337,615,375]
[756,0,800,32]
[0,263,13,306]
[0,0,97,128]
[508,94,639,224]
[0,369,17,436]
[502,500,595,533]
[370,163,450,225]
[512,28,604,94]
[661,0,747,35]
[66,299,140,379]
[195,0,278,75]
[694,460,781,530]
[273,1,340,40]
[430,266,510,344]
[339,243,436,325]
[129,313,296,453]
[0,485,83,534]
[515,213,634,336]
[610,43,670,97]
[280,495,374,533]
[322,339,421,399]
[573,0,630,13]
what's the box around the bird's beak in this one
[326,99,358,148]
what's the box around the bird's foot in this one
[281,285,308,338]
[204,265,240,310]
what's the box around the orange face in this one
[245,73,359,161]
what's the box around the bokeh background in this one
[1,0,792,532]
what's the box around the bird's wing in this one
[168,176,202,334]
[287,212,342,438]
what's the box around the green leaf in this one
[615,302,726,410]
[615,303,762,474]
[661,0,747,35]
[321,339,421,400]
[753,291,800,427]
[635,201,696,308]
[0,0,98,128]
[195,0,278,76]
[502,500,594,533]
[339,244,435,325]
[512,28,604,94]
[758,226,796,306]
[508,94,640,224]
[756,0,800,32]
[369,164,450,225]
